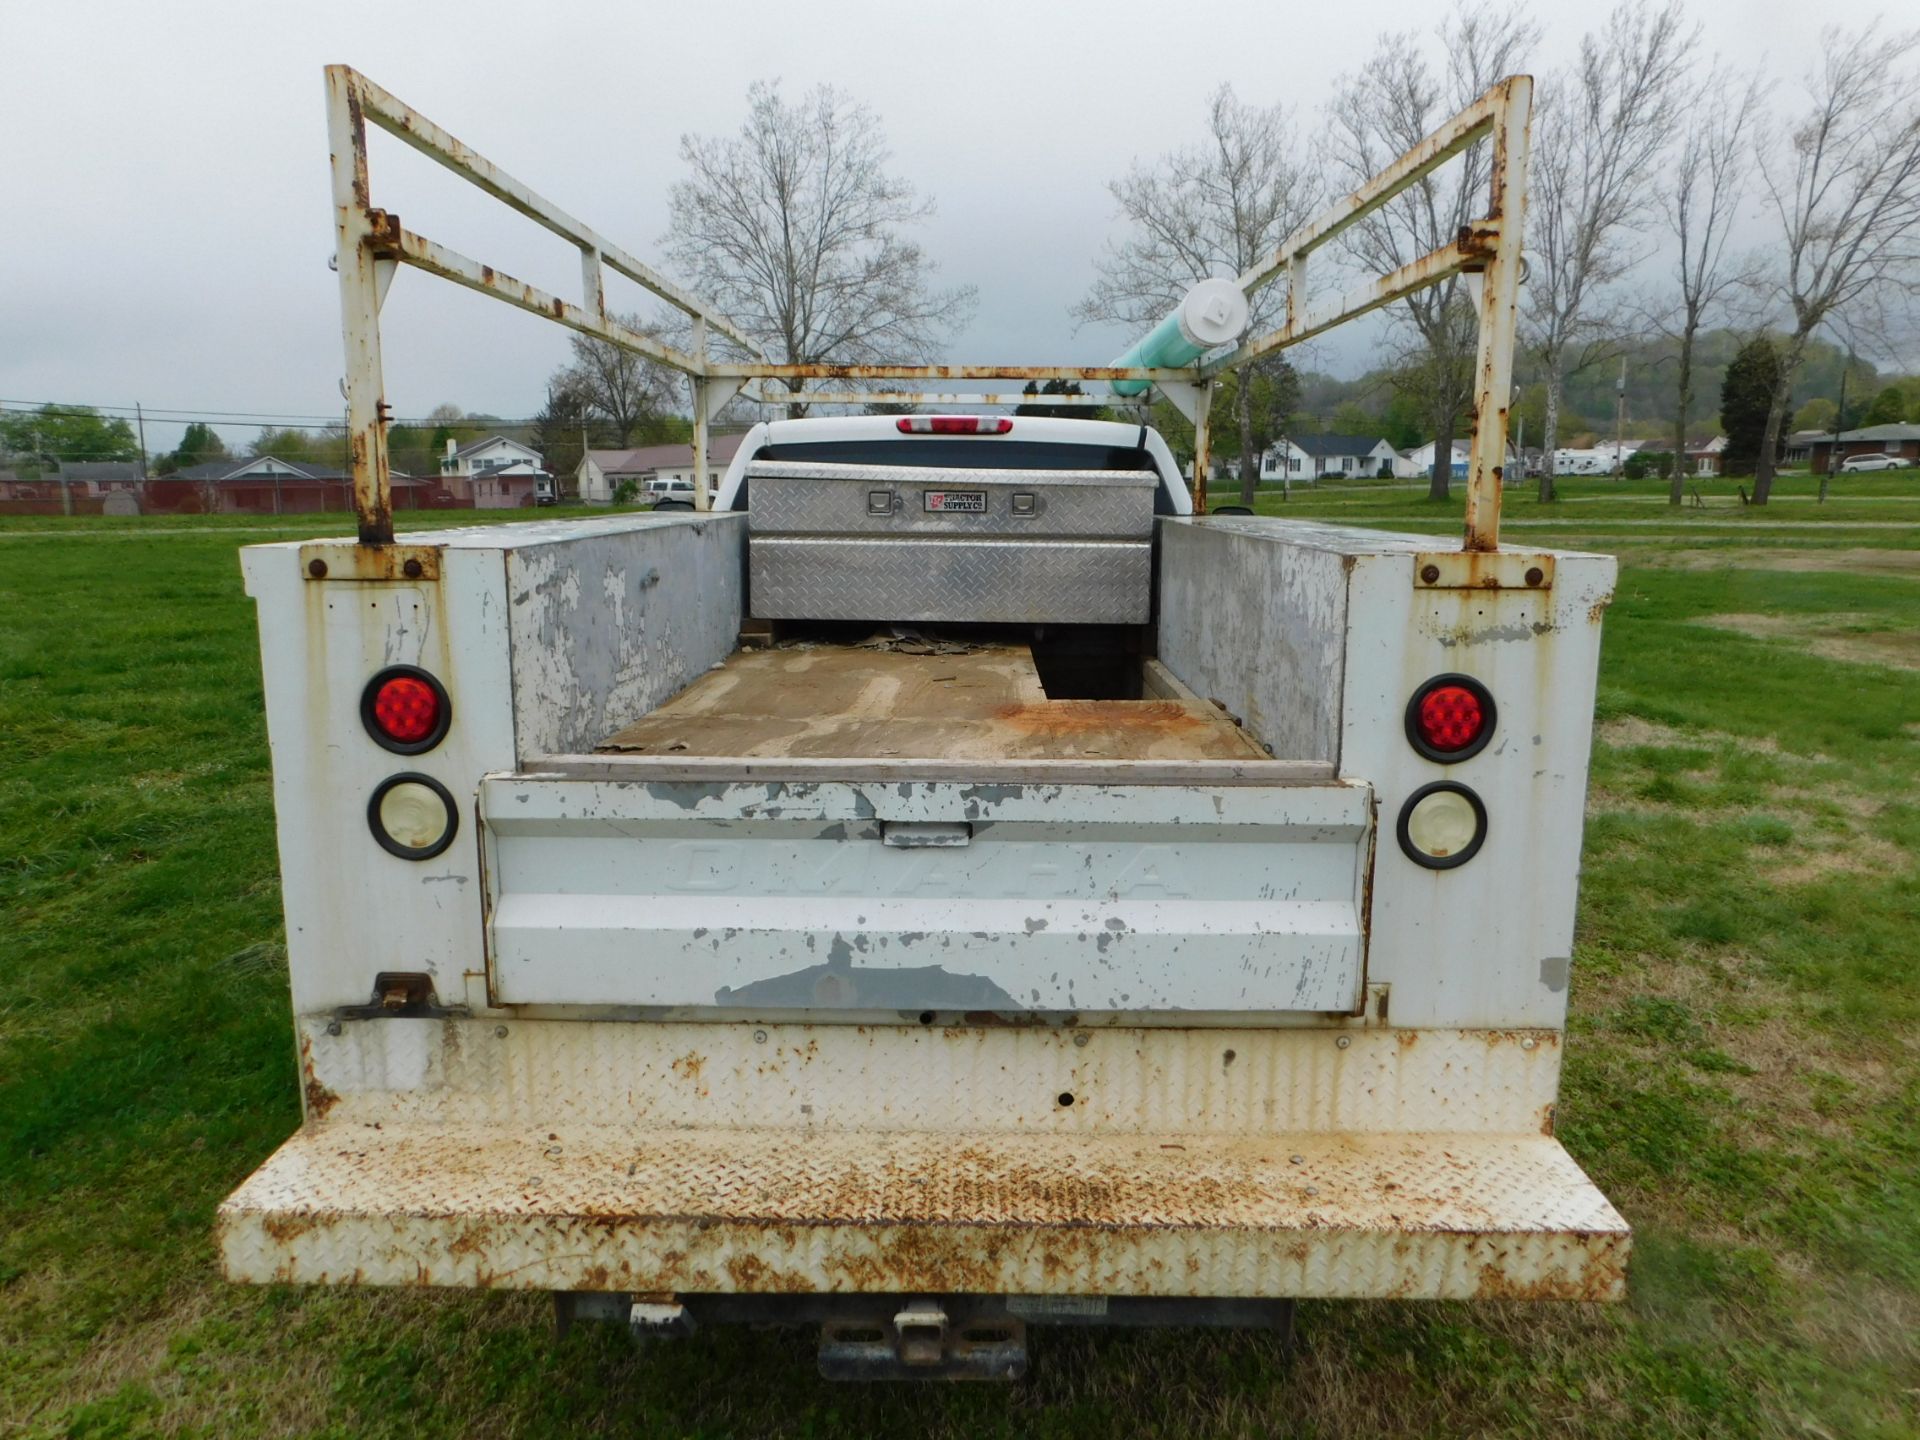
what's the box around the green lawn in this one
[3,487,1917,1438]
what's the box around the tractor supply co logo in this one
[923,490,987,513]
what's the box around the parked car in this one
[643,476,717,503]
[1837,453,1910,473]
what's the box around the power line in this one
[0,398,560,429]
[0,395,772,430]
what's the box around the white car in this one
[1837,452,1909,473]
[642,476,717,504]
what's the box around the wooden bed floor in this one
[597,643,1270,762]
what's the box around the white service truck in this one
[216,67,1626,1379]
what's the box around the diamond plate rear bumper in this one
[218,1125,1628,1301]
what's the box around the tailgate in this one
[480,775,1372,1017]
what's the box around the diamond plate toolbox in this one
[746,461,1156,623]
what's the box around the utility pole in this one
[135,403,149,482]
[1822,354,1850,505]
[1612,356,1627,480]
[1513,384,1525,486]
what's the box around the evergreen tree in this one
[158,421,228,474]
[1720,339,1781,476]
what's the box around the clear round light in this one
[1404,787,1480,860]
[378,781,451,851]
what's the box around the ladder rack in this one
[324,65,1529,545]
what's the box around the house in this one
[151,456,443,514]
[576,434,748,504]
[1781,430,1828,467]
[1803,423,1920,474]
[0,461,145,510]
[1685,436,1726,476]
[1262,434,1399,482]
[1395,439,1519,481]
[56,460,146,497]
[440,435,552,507]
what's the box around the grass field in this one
[3,475,1916,1437]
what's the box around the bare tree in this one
[1525,0,1696,499]
[1074,85,1319,507]
[550,315,674,445]
[1328,1,1537,501]
[1660,67,1763,504]
[664,80,975,417]
[1750,24,1920,503]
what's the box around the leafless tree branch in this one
[1655,65,1763,501]
[664,80,976,417]
[1326,1,1538,498]
[1524,0,1697,497]
[550,313,675,446]
[1750,22,1920,501]
[1075,85,1320,504]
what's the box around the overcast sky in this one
[0,0,1894,455]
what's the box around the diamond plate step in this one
[219,1125,1629,1300]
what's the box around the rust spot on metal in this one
[261,1212,323,1244]
[366,208,403,257]
[1414,552,1554,591]
[344,89,370,209]
[670,1051,706,1083]
[298,1032,341,1122]
[299,544,438,582]
[1474,1246,1626,1303]
[725,1253,810,1293]
[304,1075,341,1122]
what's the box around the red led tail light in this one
[361,666,451,754]
[1405,674,1495,762]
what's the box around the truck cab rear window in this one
[749,440,1174,512]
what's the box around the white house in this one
[1686,435,1727,476]
[440,435,551,507]
[576,434,747,505]
[1395,440,1520,480]
[1261,434,1399,483]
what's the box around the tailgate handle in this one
[880,821,972,849]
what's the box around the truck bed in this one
[596,641,1270,762]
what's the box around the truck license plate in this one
[923,490,987,513]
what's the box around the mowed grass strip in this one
[1,500,1916,1438]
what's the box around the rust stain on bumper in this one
[218,1124,1629,1303]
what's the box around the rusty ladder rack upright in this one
[324,65,1529,547]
